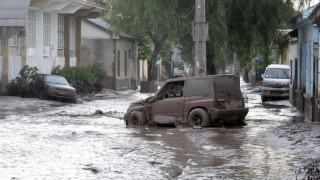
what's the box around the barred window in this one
[26,10,36,48]
[69,18,76,57]
[58,15,64,49]
[8,33,19,47]
[43,12,50,47]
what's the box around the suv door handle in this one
[177,102,181,104]
[218,99,226,102]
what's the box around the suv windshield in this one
[265,68,289,79]
[44,75,69,85]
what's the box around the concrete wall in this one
[138,60,148,81]
[0,56,2,82]
[26,56,65,74]
[81,39,115,88]
[8,56,21,81]
[289,39,298,106]
[115,40,137,90]
[81,20,112,39]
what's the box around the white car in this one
[261,64,290,102]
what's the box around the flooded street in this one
[1,82,320,180]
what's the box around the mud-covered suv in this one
[124,75,249,127]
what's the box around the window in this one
[125,51,127,76]
[26,10,36,48]
[69,18,76,57]
[58,15,64,49]
[157,81,184,100]
[43,12,50,47]
[8,34,19,47]
[184,79,210,97]
[213,76,237,94]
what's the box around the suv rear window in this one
[184,79,210,97]
[214,76,238,93]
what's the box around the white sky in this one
[294,0,319,11]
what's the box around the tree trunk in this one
[207,52,216,75]
[148,41,164,81]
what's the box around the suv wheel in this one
[128,111,147,126]
[261,95,267,102]
[188,108,212,127]
[39,90,48,100]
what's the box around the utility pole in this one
[193,0,208,76]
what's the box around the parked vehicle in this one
[124,75,249,127]
[261,64,290,102]
[172,69,185,78]
[38,74,76,101]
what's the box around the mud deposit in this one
[0,82,319,179]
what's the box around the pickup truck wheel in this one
[128,111,147,126]
[188,108,212,127]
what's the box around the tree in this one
[178,0,297,74]
[105,0,194,81]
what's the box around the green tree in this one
[179,0,297,74]
[105,0,194,81]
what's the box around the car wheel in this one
[261,95,267,102]
[39,90,48,100]
[188,108,212,127]
[128,111,147,126]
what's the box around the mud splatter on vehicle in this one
[124,75,249,127]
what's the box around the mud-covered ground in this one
[0,82,319,180]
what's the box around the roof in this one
[291,4,318,28]
[266,64,290,69]
[0,0,30,40]
[87,18,137,39]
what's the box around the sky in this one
[294,0,318,11]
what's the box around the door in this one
[151,81,184,124]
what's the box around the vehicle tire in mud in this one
[39,90,48,100]
[261,95,267,102]
[128,111,148,126]
[188,108,212,127]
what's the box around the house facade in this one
[309,4,320,122]
[81,18,138,90]
[290,6,319,122]
[0,0,102,95]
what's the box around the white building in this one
[0,0,102,95]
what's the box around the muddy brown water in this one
[0,84,319,179]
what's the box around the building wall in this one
[0,56,2,82]
[81,20,112,39]
[289,39,298,106]
[81,39,115,88]
[115,40,137,90]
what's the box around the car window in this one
[156,81,184,100]
[44,75,69,85]
[265,68,289,79]
[214,76,238,93]
[184,79,210,97]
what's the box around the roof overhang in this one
[309,4,320,26]
[0,0,30,40]
[30,0,103,18]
